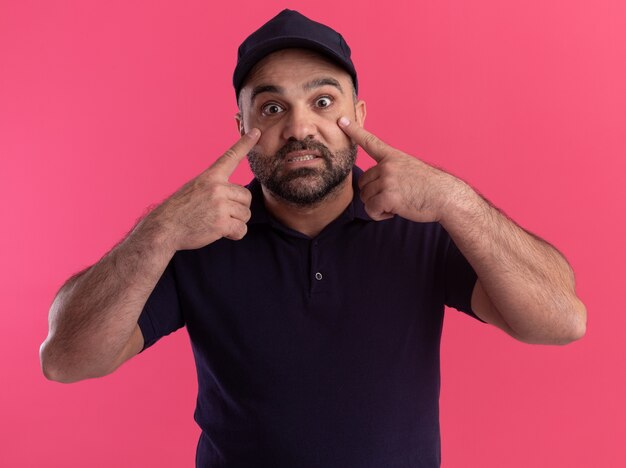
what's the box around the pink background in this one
[2,0,624,466]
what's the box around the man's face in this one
[237,48,366,206]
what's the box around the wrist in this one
[437,178,485,230]
[133,209,179,258]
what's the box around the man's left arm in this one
[338,117,587,345]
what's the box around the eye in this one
[315,96,333,108]
[261,103,285,115]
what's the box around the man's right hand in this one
[41,129,262,382]
[151,128,261,251]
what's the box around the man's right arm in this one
[39,219,175,383]
[39,128,261,383]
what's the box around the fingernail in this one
[338,117,350,127]
[247,128,260,138]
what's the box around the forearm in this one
[440,181,586,344]
[40,131,260,382]
[335,118,586,343]
[41,213,175,381]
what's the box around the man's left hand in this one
[338,116,468,223]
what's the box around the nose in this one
[281,105,317,141]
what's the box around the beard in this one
[247,138,358,207]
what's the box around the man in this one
[40,9,586,467]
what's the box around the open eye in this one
[315,96,333,108]
[261,103,285,115]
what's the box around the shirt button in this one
[315,272,323,281]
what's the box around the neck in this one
[261,173,354,238]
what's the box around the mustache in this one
[275,138,332,160]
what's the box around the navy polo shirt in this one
[138,166,482,467]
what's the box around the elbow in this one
[40,339,67,383]
[547,298,587,346]
[40,339,73,383]
[565,298,587,343]
[39,338,100,384]
[514,299,587,346]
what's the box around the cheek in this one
[322,104,355,145]
[254,128,283,155]
[320,121,352,149]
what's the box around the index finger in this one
[337,117,388,163]
[210,128,261,178]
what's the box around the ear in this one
[355,100,366,127]
[235,112,245,136]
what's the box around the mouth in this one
[285,150,322,163]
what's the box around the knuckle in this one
[242,188,252,204]
[380,173,394,187]
[389,191,402,206]
[216,200,231,217]
[222,149,238,161]
[231,185,252,204]
[206,183,224,198]
[230,221,247,240]
[364,204,380,220]
[363,133,375,146]
[190,176,208,190]
[363,133,380,149]
[369,197,383,212]
[238,222,248,237]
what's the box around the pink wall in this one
[2,0,624,466]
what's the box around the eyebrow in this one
[303,77,344,94]
[250,85,282,105]
[249,77,344,106]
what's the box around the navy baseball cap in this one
[233,9,358,99]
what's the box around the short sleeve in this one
[137,258,185,352]
[442,230,486,323]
